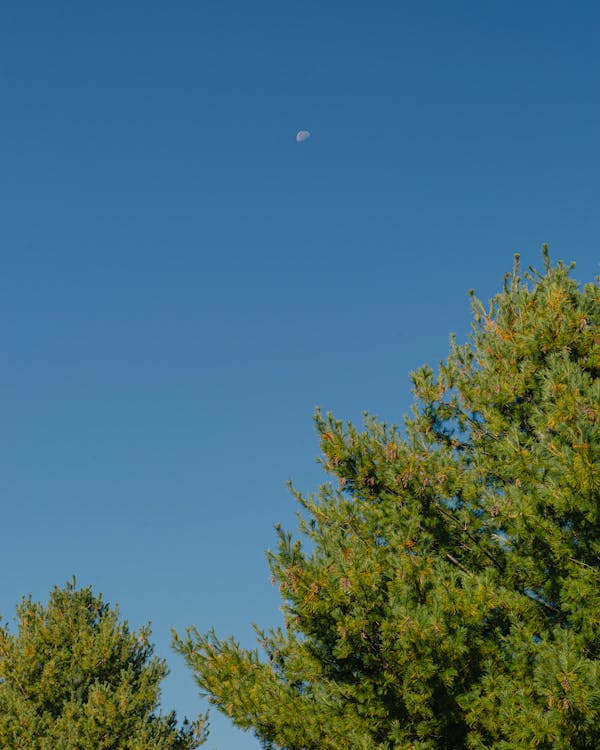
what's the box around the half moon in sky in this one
[296,130,311,142]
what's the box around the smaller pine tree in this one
[0,579,206,750]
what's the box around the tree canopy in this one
[0,579,206,750]
[174,249,600,749]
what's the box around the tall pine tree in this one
[174,249,600,749]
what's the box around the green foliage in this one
[174,249,600,749]
[0,579,206,750]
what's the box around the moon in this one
[296,130,311,142]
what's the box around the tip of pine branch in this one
[541,243,550,269]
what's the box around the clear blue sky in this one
[1,2,599,748]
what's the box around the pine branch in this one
[444,553,472,575]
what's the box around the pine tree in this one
[174,249,600,749]
[0,579,207,750]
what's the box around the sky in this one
[1,2,599,748]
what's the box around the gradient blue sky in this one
[1,2,599,748]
